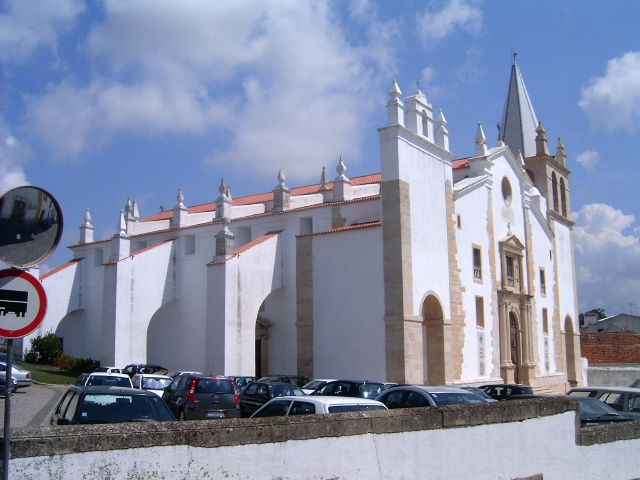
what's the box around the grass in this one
[19,362,78,385]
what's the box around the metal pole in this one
[3,339,12,480]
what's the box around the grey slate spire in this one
[499,56,539,159]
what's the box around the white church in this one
[33,59,581,391]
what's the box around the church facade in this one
[34,61,581,391]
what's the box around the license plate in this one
[205,411,224,418]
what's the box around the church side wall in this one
[454,185,495,382]
[312,226,386,380]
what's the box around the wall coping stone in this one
[2,397,637,459]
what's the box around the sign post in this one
[0,186,62,480]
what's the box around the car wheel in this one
[179,410,187,421]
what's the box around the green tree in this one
[25,333,63,364]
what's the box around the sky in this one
[1,0,639,317]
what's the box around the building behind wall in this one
[34,59,582,392]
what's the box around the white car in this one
[250,395,387,418]
[132,373,173,397]
[301,378,337,395]
[93,366,122,374]
[0,362,32,389]
[77,372,133,388]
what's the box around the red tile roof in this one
[208,231,281,266]
[104,238,175,265]
[453,158,471,169]
[143,173,383,222]
[40,258,82,281]
[297,221,381,238]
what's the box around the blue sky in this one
[1,0,639,317]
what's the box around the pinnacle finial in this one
[475,123,488,156]
[219,178,227,195]
[390,79,402,99]
[437,109,447,125]
[118,210,127,236]
[178,188,185,205]
[336,156,347,180]
[320,166,329,191]
[277,169,287,188]
[83,208,92,227]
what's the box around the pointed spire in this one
[475,123,488,156]
[435,109,450,151]
[177,188,185,209]
[117,210,127,237]
[79,208,94,244]
[535,121,549,156]
[320,166,330,191]
[555,137,567,166]
[216,178,233,220]
[83,208,93,228]
[499,58,539,158]
[273,169,290,212]
[336,156,349,181]
[132,199,140,219]
[277,169,287,189]
[387,79,405,127]
[390,79,402,98]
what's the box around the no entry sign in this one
[0,268,47,339]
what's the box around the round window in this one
[501,177,512,205]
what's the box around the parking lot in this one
[0,383,68,430]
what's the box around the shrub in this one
[25,333,63,364]
[54,354,99,373]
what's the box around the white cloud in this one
[0,0,84,63]
[0,117,30,195]
[417,0,483,45]
[575,150,600,171]
[579,51,640,132]
[25,1,398,181]
[574,203,640,315]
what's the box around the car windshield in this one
[142,377,172,390]
[429,392,486,406]
[79,393,174,423]
[360,383,385,397]
[328,404,387,413]
[195,379,234,394]
[87,376,131,387]
[577,397,620,416]
[270,385,305,397]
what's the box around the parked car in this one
[0,361,32,389]
[301,378,337,395]
[567,386,640,419]
[122,364,166,378]
[93,366,122,374]
[240,381,305,417]
[377,385,489,409]
[50,385,175,425]
[574,397,635,427]
[460,386,498,402]
[76,372,133,388]
[0,374,18,395]
[478,384,533,401]
[132,373,173,397]
[251,395,388,418]
[257,375,310,388]
[162,374,240,420]
[313,380,386,399]
[228,376,256,392]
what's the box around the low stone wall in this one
[586,364,640,387]
[4,398,640,479]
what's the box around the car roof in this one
[384,385,475,394]
[268,395,386,406]
[71,385,158,395]
[133,373,172,379]
[568,386,640,394]
[88,372,130,379]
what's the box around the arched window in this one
[551,172,559,212]
[560,178,567,217]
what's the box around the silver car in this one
[0,362,32,389]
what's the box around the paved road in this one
[0,383,69,431]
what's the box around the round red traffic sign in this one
[0,268,47,339]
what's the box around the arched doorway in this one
[422,295,445,385]
[509,311,521,384]
[564,316,577,386]
[255,317,270,378]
